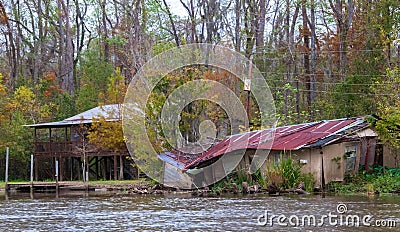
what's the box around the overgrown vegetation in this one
[264,155,315,193]
[327,166,400,194]
[211,156,316,194]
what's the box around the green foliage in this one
[145,67,233,151]
[264,155,313,191]
[54,92,75,121]
[31,72,75,120]
[360,166,400,193]
[211,179,227,193]
[101,67,127,104]
[76,50,114,112]
[328,166,400,194]
[332,74,376,118]
[0,72,74,180]
[88,118,125,153]
[87,69,127,153]
[279,156,302,189]
[252,168,266,188]
[0,85,43,180]
[372,173,400,193]
[370,68,400,166]
[272,82,310,126]
[0,73,8,123]
[152,41,175,55]
[327,182,364,194]
[299,173,316,193]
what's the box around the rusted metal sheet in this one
[159,117,369,170]
[270,118,357,150]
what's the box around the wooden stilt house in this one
[27,104,138,181]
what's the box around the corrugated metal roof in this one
[268,118,358,150]
[159,117,370,170]
[64,104,121,121]
[26,104,123,128]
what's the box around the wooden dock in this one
[6,182,95,193]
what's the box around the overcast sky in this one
[165,0,186,17]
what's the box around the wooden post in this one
[34,128,38,181]
[55,159,59,196]
[114,155,117,180]
[245,55,253,129]
[85,156,89,192]
[82,162,85,182]
[5,147,9,192]
[49,127,52,155]
[70,157,73,180]
[103,157,107,180]
[95,157,99,180]
[119,155,124,180]
[85,155,89,182]
[30,154,34,193]
[59,156,63,181]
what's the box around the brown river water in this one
[0,192,399,231]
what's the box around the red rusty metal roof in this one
[158,117,368,170]
[268,118,357,150]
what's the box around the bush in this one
[299,173,316,193]
[372,173,400,193]
[264,155,314,191]
[327,165,400,194]
[327,182,364,194]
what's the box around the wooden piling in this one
[119,155,124,180]
[30,154,34,193]
[114,155,117,180]
[5,147,9,192]
[55,159,59,197]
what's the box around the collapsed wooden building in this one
[27,104,138,181]
[159,117,383,189]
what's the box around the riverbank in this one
[2,165,400,196]
[0,179,309,196]
[0,179,157,193]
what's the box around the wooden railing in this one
[34,141,125,157]
[34,141,98,157]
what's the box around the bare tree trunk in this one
[101,0,109,60]
[119,155,123,180]
[234,0,241,51]
[162,0,180,47]
[267,0,280,48]
[310,0,316,120]
[244,0,255,58]
[329,0,354,81]
[1,1,17,88]
[255,0,266,56]
[36,0,44,85]
[302,0,311,110]
[180,0,197,43]
[74,0,87,90]
[283,0,291,121]
[398,43,400,69]
[58,0,76,95]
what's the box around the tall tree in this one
[0,1,17,88]
[57,0,76,95]
[328,0,354,80]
